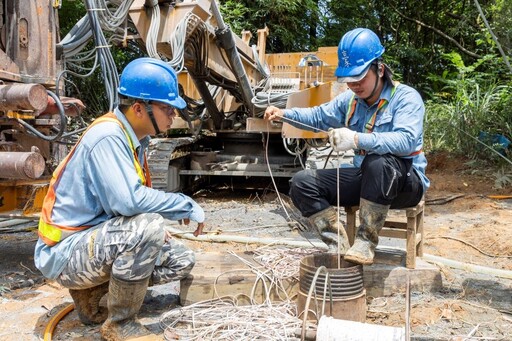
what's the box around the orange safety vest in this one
[346,84,422,157]
[38,112,152,246]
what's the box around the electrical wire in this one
[145,2,161,59]
[167,12,203,73]
[58,0,135,111]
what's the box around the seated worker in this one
[264,28,428,265]
[35,58,205,341]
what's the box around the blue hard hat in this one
[118,57,186,109]
[335,28,385,83]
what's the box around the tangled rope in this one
[158,246,321,340]
[159,297,302,340]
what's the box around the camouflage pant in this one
[56,213,195,289]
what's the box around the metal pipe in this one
[0,83,48,112]
[0,150,45,179]
[211,0,255,114]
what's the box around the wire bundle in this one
[157,246,323,340]
[160,297,302,341]
[252,246,320,281]
[59,0,135,111]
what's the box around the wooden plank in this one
[180,252,298,306]
[415,233,423,246]
[365,251,442,297]
[281,82,333,139]
[380,228,407,239]
[383,221,408,229]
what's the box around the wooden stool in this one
[344,201,425,269]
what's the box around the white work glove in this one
[328,127,357,152]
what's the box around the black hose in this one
[16,90,68,142]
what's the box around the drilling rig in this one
[0,0,341,217]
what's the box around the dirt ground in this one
[0,153,511,340]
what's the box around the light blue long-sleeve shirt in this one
[34,108,204,279]
[283,81,429,190]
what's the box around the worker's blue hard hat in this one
[335,28,385,83]
[118,57,186,109]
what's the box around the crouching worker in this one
[34,58,206,340]
[264,28,428,265]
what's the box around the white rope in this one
[159,246,313,340]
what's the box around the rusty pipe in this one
[0,83,48,112]
[42,96,86,117]
[0,150,45,179]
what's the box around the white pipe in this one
[316,316,405,341]
[166,226,329,250]
[423,253,512,280]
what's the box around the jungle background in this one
[58,0,512,186]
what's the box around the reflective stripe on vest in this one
[38,112,151,246]
[346,84,423,157]
[345,86,397,133]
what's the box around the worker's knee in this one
[289,169,316,200]
[177,256,195,279]
[360,154,409,204]
[150,240,196,285]
[360,154,389,177]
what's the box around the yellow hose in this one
[43,303,75,341]
[487,195,512,199]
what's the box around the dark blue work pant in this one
[289,154,424,217]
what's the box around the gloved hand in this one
[264,105,284,122]
[328,127,357,152]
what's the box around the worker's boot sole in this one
[344,239,375,265]
[100,319,161,341]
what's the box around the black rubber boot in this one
[69,281,109,325]
[100,276,161,341]
[308,206,350,254]
[344,198,390,265]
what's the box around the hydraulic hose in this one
[16,90,67,142]
[211,0,255,115]
[43,303,75,341]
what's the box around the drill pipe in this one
[0,151,45,179]
[0,83,48,112]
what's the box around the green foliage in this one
[492,167,512,189]
[219,0,320,52]
[425,52,512,164]
[58,1,86,34]
[490,0,512,55]
[219,1,253,35]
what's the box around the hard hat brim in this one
[336,65,370,83]
[169,96,187,110]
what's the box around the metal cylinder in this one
[297,253,367,322]
[0,151,46,179]
[0,83,48,112]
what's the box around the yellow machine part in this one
[0,180,49,217]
